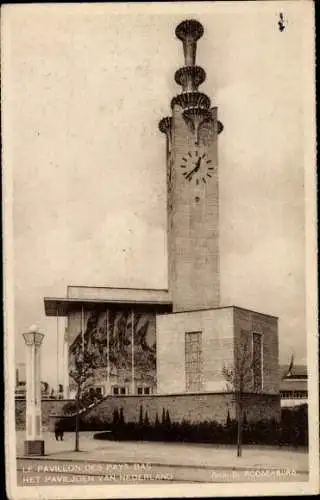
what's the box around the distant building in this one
[15,379,52,400]
[15,382,26,399]
[16,362,26,384]
[15,362,27,399]
[280,361,307,407]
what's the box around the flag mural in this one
[68,307,157,395]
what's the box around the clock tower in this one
[159,20,223,312]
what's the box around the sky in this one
[3,2,314,389]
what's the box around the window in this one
[185,331,203,392]
[280,390,307,399]
[252,332,263,392]
[112,386,127,395]
[293,391,307,399]
[137,387,151,395]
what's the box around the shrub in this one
[165,409,171,427]
[58,403,308,447]
[112,408,119,426]
[119,407,125,425]
[226,409,231,427]
[144,411,150,426]
[161,408,166,425]
[280,404,308,446]
[155,412,160,426]
[139,405,143,425]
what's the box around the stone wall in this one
[15,399,74,431]
[85,393,280,425]
[16,392,280,431]
[81,393,235,425]
[240,393,280,421]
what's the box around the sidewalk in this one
[16,432,308,472]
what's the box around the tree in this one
[69,346,97,451]
[165,409,171,427]
[119,407,125,425]
[161,408,166,425]
[243,411,248,426]
[144,411,150,426]
[222,331,256,457]
[139,405,144,425]
[155,412,160,426]
[226,409,231,427]
[112,408,119,426]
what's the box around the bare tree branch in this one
[221,329,262,458]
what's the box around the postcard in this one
[2,1,318,498]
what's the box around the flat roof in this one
[280,379,308,391]
[66,285,171,302]
[158,305,278,319]
[44,287,172,316]
[280,364,308,378]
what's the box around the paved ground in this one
[16,432,308,485]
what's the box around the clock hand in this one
[185,157,202,180]
[194,156,202,172]
[185,168,197,180]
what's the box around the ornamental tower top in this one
[175,19,206,91]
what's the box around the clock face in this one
[180,150,215,185]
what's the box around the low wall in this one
[15,399,74,431]
[240,393,281,421]
[84,393,280,425]
[16,393,280,431]
[83,393,235,425]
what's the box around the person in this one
[54,422,59,441]
[54,421,64,441]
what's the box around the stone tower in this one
[159,20,223,312]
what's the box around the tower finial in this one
[175,19,204,66]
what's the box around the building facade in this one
[280,362,308,407]
[157,307,279,396]
[44,19,280,422]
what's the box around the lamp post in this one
[23,325,45,456]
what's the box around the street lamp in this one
[22,325,45,456]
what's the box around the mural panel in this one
[67,307,157,393]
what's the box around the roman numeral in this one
[202,177,206,183]
[180,165,186,168]
[188,152,192,157]
[208,167,214,170]
[182,157,187,162]
[207,173,212,178]
[206,160,212,163]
